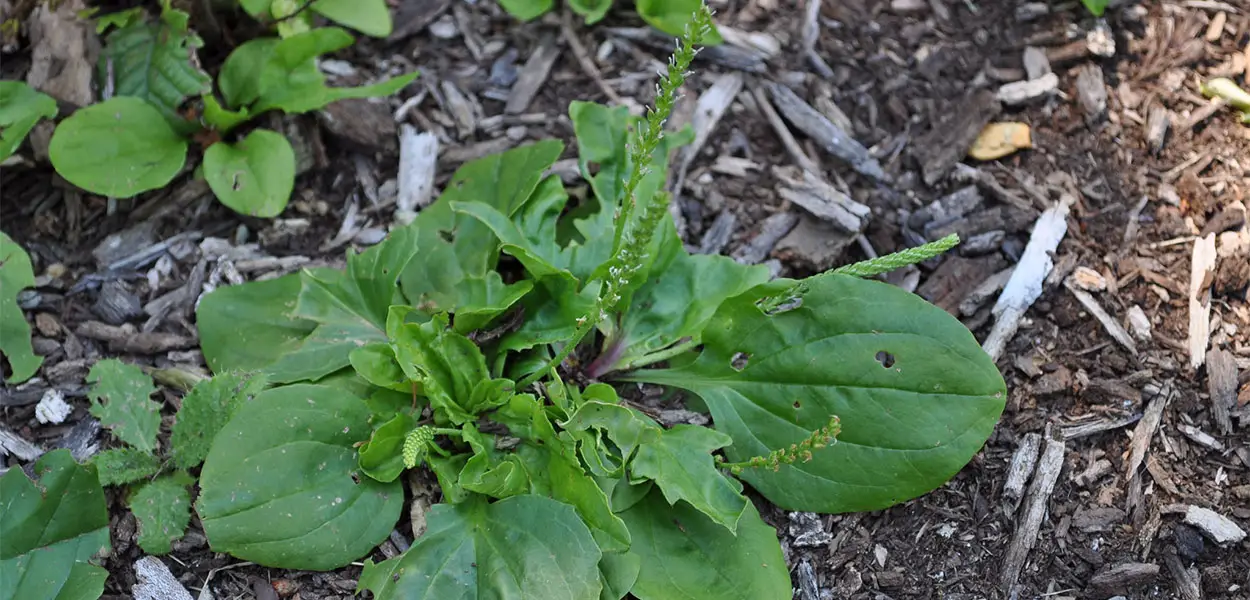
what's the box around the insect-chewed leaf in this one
[619,488,788,600]
[197,385,402,570]
[0,233,43,383]
[87,359,161,453]
[358,495,602,600]
[627,274,1007,513]
[130,472,193,555]
[0,450,111,600]
[203,129,295,218]
[629,425,748,533]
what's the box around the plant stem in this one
[516,310,599,389]
[610,338,698,374]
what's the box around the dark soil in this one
[2,0,1248,599]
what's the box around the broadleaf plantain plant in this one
[189,5,1006,598]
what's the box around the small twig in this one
[560,10,624,106]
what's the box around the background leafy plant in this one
[0,81,57,162]
[48,2,415,217]
[0,233,43,384]
[498,0,722,43]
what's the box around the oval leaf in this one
[204,129,296,218]
[49,97,187,198]
[0,233,43,383]
[197,384,403,570]
[358,495,602,600]
[311,0,392,37]
[628,274,1006,513]
[619,489,789,600]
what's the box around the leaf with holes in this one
[0,233,43,384]
[197,384,403,569]
[357,495,602,600]
[0,450,111,600]
[0,81,58,161]
[49,97,188,198]
[87,359,161,454]
[130,472,193,555]
[619,488,788,600]
[625,274,1006,513]
[203,129,296,218]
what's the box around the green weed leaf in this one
[87,359,161,453]
[619,489,788,600]
[358,412,414,483]
[1080,0,1109,16]
[598,551,641,600]
[630,425,748,532]
[49,97,188,198]
[562,400,661,478]
[635,0,722,43]
[196,273,317,376]
[197,384,402,570]
[218,38,279,109]
[169,372,268,470]
[458,424,530,498]
[0,233,43,383]
[399,140,564,314]
[203,128,296,217]
[358,495,602,600]
[130,472,193,555]
[568,0,612,24]
[387,311,494,425]
[99,8,212,120]
[92,447,161,486]
[311,0,392,37]
[497,0,554,21]
[0,450,111,600]
[349,342,410,392]
[628,274,1007,513]
[0,81,58,161]
[201,94,251,134]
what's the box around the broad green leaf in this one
[630,425,748,532]
[203,128,296,217]
[87,359,161,453]
[496,283,597,356]
[0,81,58,161]
[197,384,403,570]
[498,0,554,21]
[254,29,417,114]
[635,0,723,43]
[350,342,410,392]
[358,412,414,483]
[130,472,193,555]
[0,233,42,383]
[218,38,279,109]
[278,225,419,383]
[427,453,471,504]
[48,97,188,198]
[358,495,602,600]
[399,140,564,311]
[608,217,770,373]
[238,0,270,17]
[311,0,392,37]
[196,273,318,377]
[93,7,146,33]
[620,489,788,600]
[1080,0,1109,16]
[0,450,110,600]
[628,274,1007,513]
[91,447,161,486]
[98,9,212,120]
[169,372,269,470]
[450,273,532,334]
[569,0,612,24]
[514,402,632,553]
[452,200,578,286]
[598,551,641,600]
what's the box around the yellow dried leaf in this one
[968,122,1032,161]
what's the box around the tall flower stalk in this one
[517,6,714,388]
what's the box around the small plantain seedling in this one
[47,1,415,218]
